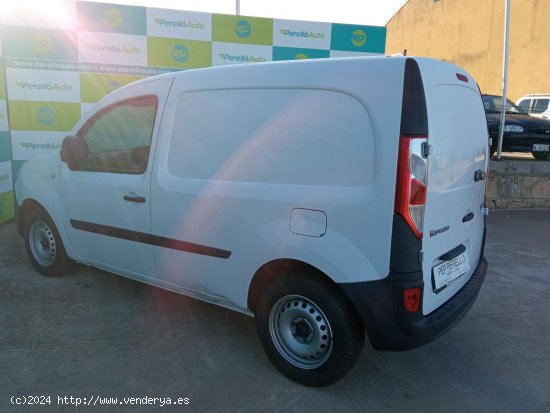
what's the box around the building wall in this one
[386,0,550,101]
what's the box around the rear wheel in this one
[24,208,73,276]
[255,271,364,386]
[532,152,549,161]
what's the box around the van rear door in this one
[416,58,488,315]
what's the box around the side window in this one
[74,95,158,174]
[532,99,550,114]
[518,99,531,112]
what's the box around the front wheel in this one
[24,208,73,276]
[255,272,364,386]
[532,152,549,161]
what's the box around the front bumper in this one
[338,256,488,351]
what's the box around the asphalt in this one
[1,209,549,413]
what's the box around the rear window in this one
[167,88,375,186]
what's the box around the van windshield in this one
[482,95,528,115]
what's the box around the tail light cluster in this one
[394,136,428,239]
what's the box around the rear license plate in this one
[433,252,470,293]
[533,143,549,151]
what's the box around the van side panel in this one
[168,89,375,186]
[150,58,406,310]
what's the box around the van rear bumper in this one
[338,256,488,351]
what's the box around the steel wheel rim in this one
[269,295,333,370]
[29,220,56,267]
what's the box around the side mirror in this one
[60,135,89,165]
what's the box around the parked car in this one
[482,94,550,160]
[15,57,489,386]
[517,93,550,120]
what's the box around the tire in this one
[24,207,73,276]
[255,271,364,386]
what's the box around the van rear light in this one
[403,287,421,313]
[395,136,428,239]
[456,73,469,83]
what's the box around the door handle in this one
[123,194,146,203]
[462,211,475,223]
[474,169,486,182]
[439,244,466,261]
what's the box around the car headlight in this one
[504,124,524,133]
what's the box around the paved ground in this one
[1,209,549,413]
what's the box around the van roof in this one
[117,55,406,92]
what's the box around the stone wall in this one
[487,160,550,208]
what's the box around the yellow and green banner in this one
[80,73,143,103]
[0,1,386,224]
[212,15,273,46]
[9,101,81,132]
[77,2,147,35]
[2,26,78,61]
[0,191,14,224]
[273,47,330,61]
[147,37,211,69]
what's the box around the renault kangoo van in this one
[15,57,489,386]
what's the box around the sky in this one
[92,0,408,26]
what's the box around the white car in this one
[517,94,550,119]
[15,57,489,386]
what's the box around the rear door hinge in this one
[418,251,424,263]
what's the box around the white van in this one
[15,57,489,386]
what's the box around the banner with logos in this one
[0,36,14,224]
[0,1,386,223]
